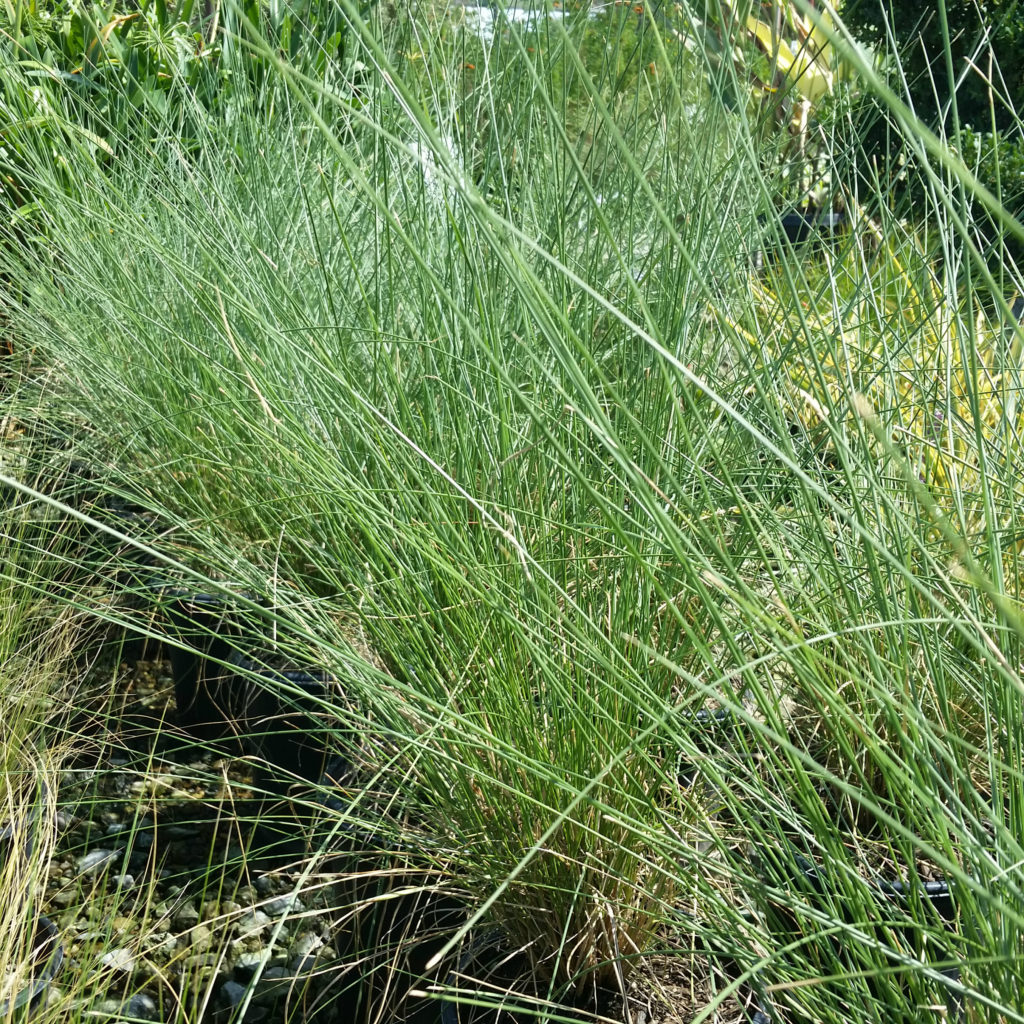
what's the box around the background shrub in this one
[843,0,1024,262]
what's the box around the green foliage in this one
[843,0,1024,136]
[843,0,1024,260]
[0,0,370,161]
[681,0,852,202]
[4,1,225,147]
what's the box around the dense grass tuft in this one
[2,1,1024,1021]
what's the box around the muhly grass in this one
[1,0,1024,1020]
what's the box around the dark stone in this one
[216,983,269,1023]
[252,966,298,1005]
[233,958,267,985]
[219,980,247,1008]
[123,993,160,1020]
[253,875,275,896]
[288,954,317,975]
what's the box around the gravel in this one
[125,993,160,1019]
[42,656,350,1022]
[262,893,303,917]
[172,902,200,928]
[95,993,160,1020]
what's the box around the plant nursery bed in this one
[42,654,350,1022]
[37,649,728,1024]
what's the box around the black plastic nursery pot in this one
[162,590,252,747]
[674,706,738,788]
[752,853,963,1024]
[225,650,341,790]
[753,206,849,269]
[439,920,773,1024]
[326,878,468,1024]
[160,588,341,768]
[436,927,677,1024]
[438,931,554,1024]
[0,915,63,1019]
[157,588,354,860]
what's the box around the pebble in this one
[99,948,135,973]
[77,849,119,875]
[236,910,270,934]
[78,819,103,839]
[112,874,135,889]
[233,950,271,983]
[253,876,276,895]
[128,852,149,873]
[189,924,213,949]
[95,992,159,1020]
[124,993,159,1020]
[252,965,296,1003]
[63,768,96,787]
[218,981,268,1024]
[142,934,177,954]
[220,980,248,1007]
[288,932,322,960]
[129,775,183,797]
[288,953,317,975]
[173,903,200,928]
[261,965,291,982]
[262,894,302,917]
[219,978,268,1019]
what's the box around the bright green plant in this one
[3,0,225,147]
[684,0,852,200]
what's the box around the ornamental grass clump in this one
[3,4,736,1002]
[1,1,1024,1020]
